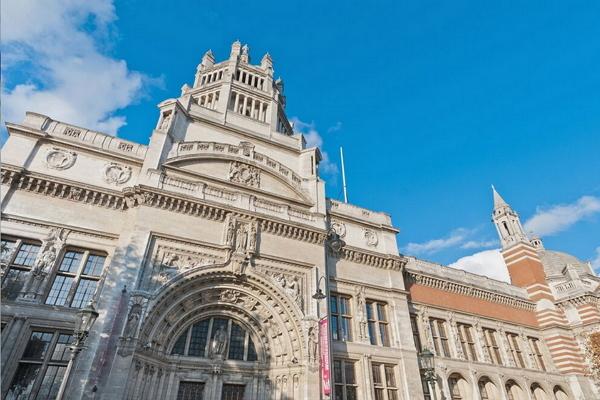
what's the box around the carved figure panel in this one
[363,228,378,247]
[229,161,260,188]
[331,220,347,238]
[223,215,259,256]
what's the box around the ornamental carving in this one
[331,220,347,238]
[356,286,368,342]
[154,251,215,285]
[363,228,378,247]
[229,161,260,188]
[270,272,302,309]
[103,162,132,185]
[45,148,77,170]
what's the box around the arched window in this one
[553,386,569,400]
[170,317,258,361]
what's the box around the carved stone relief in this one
[363,228,378,247]
[331,220,347,238]
[355,286,368,342]
[229,161,260,188]
[45,148,77,170]
[223,215,259,276]
[154,251,216,285]
[103,162,132,185]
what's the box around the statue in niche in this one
[236,225,248,253]
[123,304,142,338]
[210,327,228,358]
[159,112,172,131]
[247,223,257,253]
[356,286,368,341]
[285,277,301,305]
[308,325,318,363]
[225,217,236,247]
[33,228,69,275]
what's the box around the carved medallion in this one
[331,220,347,238]
[45,148,77,170]
[229,161,260,188]
[103,162,132,185]
[363,229,378,247]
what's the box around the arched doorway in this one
[531,383,549,400]
[505,379,527,400]
[478,377,500,400]
[447,373,470,399]
[120,269,312,400]
[553,386,569,400]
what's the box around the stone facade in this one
[1,42,598,400]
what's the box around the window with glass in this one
[372,363,398,400]
[483,328,503,365]
[333,359,357,400]
[177,382,205,400]
[478,379,490,400]
[457,323,477,361]
[5,330,73,399]
[448,377,463,400]
[410,315,422,352]
[331,294,352,342]
[221,384,245,400]
[421,374,432,400]
[45,250,106,308]
[1,237,42,300]
[505,332,525,368]
[366,301,390,346]
[528,337,546,371]
[170,317,257,361]
[429,318,450,357]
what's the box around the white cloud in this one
[327,121,342,133]
[449,249,509,282]
[291,117,339,175]
[523,196,600,237]
[1,0,153,135]
[404,228,497,255]
[592,247,600,271]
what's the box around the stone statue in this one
[236,225,248,252]
[247,223,257,253]
[123,304,142,338]
[308,325,318,363]
[225,218,236,247]
[356,287,368,341]
[210,327,228,358]
[160,112,172,131]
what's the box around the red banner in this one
[319,317,331,396]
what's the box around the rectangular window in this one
[506,332,525,368]
[457,323,478,361]
[1,239,41,300]
[410,315,422,352]
[331,294,352,342]
[372,363,398,400]
[44,250,106,309]
[6,330,73,400]
[177,381,206,400]
[221,384,245,400]
[333,359,358,400]
[429,318,450,357]
[483,328,502,365]
[366,301,390,346]
[421,374,432,400]
[528,337,546,371]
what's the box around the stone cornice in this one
[404,270,536,312]
[1,214,119,241]
[556,294,600,308]
[340,246,405,271]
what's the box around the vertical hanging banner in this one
[319,317,331,396]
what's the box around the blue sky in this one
[2,1,599,279]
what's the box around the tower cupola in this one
[491,185,529,249]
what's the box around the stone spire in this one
[200,49,215,70]
[491,186,528,249]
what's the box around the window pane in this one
[1,239,17,262]
[377,304,387,321]
[331,317,339,341]
[37,364,67,400]
[339,297,349,314]
[6,363,41,399]
[70,279,97,308]
[171,329,188,355]
[58,251,83,273]
[188,320,210,356]
[344,362,356,384]
[45,275,74,306]
[177,381,205,400]
[366,302,374,320]
[228,323,245,360]
[379,324,389,346]
[374,388,385,400]
[330,296,338,314]
[334,387,344,400]
[346,386,357,400]
[51,334,73,361]
[372,364,382,385]
[221,384,245,400]
[368,321,376,345]
[14,243,41,266]
[333,360,343,383]
[385,366,396,387]
[341,317,351,341]
[2,268,28,300]
[247,337,257,361]
[83,255,106,276]
[388,389,398,400]
[23,332,53,359]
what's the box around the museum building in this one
[1,42,599,400]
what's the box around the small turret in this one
[240,44,250,63]
[491,185,528,249]
[201,50,215,70]
[261,53,273,76]
[230,40,242,60]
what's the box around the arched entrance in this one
[121,268,313,400]
[478,377,500,400]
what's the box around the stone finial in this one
[261,53,273,75]
[201,49,215,70]
[240,44,250,63]
[230,40,242,59]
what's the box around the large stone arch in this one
[138,267,307,366]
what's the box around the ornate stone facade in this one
[1,42,598,400]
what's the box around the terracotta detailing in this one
[502,243,548,289]
[544,334,586,374]
[576,303,600,325]
[536,308,569,328]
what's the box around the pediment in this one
[164,141,311,204]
